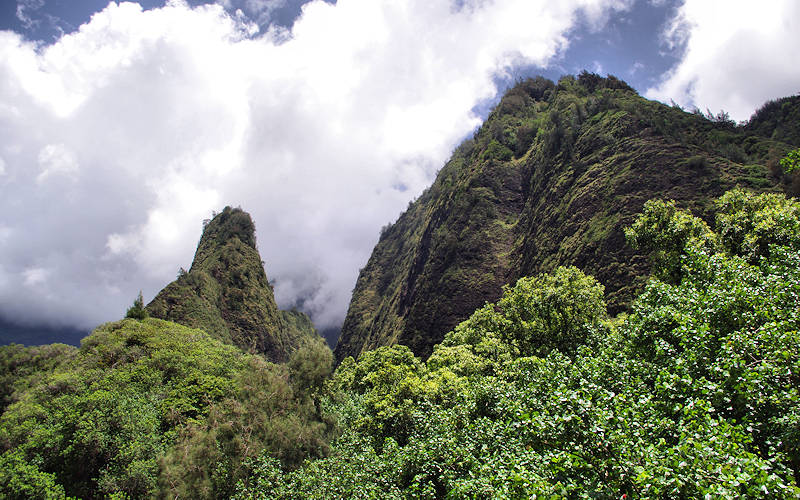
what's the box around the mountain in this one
[146,206,317,362]
[744,94,800,145]
[336,73,797,361]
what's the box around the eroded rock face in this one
[147,206,317,361]
[336,74,793,361]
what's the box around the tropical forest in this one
[2,74,800,499]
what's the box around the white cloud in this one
[0,0,631,332]
[23,267,49,287]
[628,61,644,75]
[37,143,79,183]
[647,0,800,122]
[214,0,287,28]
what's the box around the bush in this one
[125,291,148,320]
[714,188,800,262]
[288,336,334,394]
[625,198,715,282]
[492,266,606,356]
[780,148,800,174]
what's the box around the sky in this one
[0,0,798,345]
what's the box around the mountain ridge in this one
[336,73,797,361]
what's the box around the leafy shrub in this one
[492,267,606,356]
[480,139,513,163]
[625,198,715,282]
[0,450,66,500]
[288,336,334,395]
[780,148,800,174]
[125,291,148,320]
[0,319,332,499]
[0,343,77,414]
[714,188,800,262]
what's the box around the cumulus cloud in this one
[647,0,800,122]
[218,0,289,27]
[0,0,631,332]
[36,144,79,183]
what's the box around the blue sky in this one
[0,0,798,345]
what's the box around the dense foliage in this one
[0,343,77,415]
[781,148,800,174]
[125,291,148,320]
[745,95,800,146]
[1,187,798,498]
[238,189,800,498]
[0,320,333,499]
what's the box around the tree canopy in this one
[238,188,800,498]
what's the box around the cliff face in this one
[146,207,317,361]
[336,74,796,361]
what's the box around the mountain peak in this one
[147,206,318,361]
[192,206,257,270]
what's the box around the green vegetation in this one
[624,198,715,283]
[125,291,148,320]
[780,148,800,173]
[0,319,332,499]
[745,95,800,145]
[0,343,77,415]
[337,74,796,362]
[237,188,800,498]
[2,77,799,498]
[1,188,798,498]
[146,206,318,362]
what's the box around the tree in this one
[288,336,333,394]
[125,291,148,320]
[714,188,800,262]
[780,148,800,174]
[493,266,606,356]
[625,198,715,283]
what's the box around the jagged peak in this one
[337,76,785,361]
[147,205,319,360]
[192,206,257,269]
